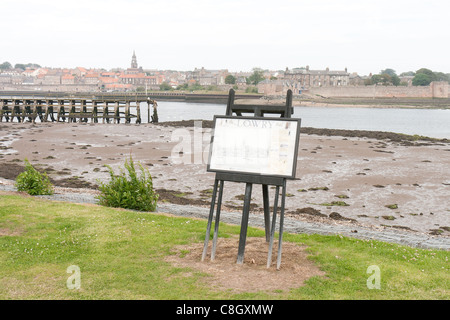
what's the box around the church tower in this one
[131,50,138,69]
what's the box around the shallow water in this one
[144,101,450,139]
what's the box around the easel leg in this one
[201,179,219,261]
[236,182,253,265]
[211,180,224,261]
[276,180,287,270]
[266,186,280,268]
[262,184,271,242]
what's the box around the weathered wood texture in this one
[0,98,157,124]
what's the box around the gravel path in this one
[2,183,448,250]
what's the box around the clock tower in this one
[131,50,138,69]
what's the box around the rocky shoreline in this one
[0,184,448,250]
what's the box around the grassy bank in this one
[0,194,448,299]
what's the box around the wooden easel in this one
[201,89,297,269]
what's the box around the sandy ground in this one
[1,121,449,237]
[166,236,326,293]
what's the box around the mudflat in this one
[0,121,449,237]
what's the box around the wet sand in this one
[0,121,449,237]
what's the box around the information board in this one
[207,116,301,179]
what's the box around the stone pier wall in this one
[308,82,449,98]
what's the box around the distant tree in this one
[14,64,26,70]
[400,71,415,77]
[380,68,397,77]
[188,82,203,91]
[412,73,432,86]
[0,61,12,70]
[247,68,265,85]
[411,68,450,85]
[370,74,383,85]
[391,74,400,86]
[371,73,392,85]
[159,82,172,91]
[176,83,189,90]
[13,63,41,70]
[225,74,236,84]
[364,78,374,85]
[415,68,434,78]
[433,72,450,82]
[369,70,401,86]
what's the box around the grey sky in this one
[2,0,449,75]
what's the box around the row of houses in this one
[0,66,355,94]
[0,66,163,90]
[1,52,368,94]
[0,67,233,91]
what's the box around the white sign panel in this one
[207,116,301,178]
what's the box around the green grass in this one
[0,194,448,299]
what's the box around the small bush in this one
[96,156,158,211]
[15,159,54,195]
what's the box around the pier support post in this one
[69,100,75,123]
[80,100,87,123]
[93,101,98,123]
[104,102,109,123]
[20,100,27,121]
[136,101,141,124]
[12,100,22,123]
[57,100,65,122]
[125,101,131,123]
[31,100,37,123]
[114,102,120,124]
[0,100,4,122]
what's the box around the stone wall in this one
[308,82,449,98]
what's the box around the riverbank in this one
[236,96,450,109]
[0,121,449,247]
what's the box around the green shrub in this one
[96,156,158,211]
[15,159,54,195]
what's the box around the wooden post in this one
[12,100,20,123]
[236,182,253,265]
[114,102,119,124]
[104,102,109,124]
[69,100,75,123]
[276,179,287,270]
[31,100,37,123]
[80,100,87,123]
[267,185,280,268]
[211,180,224,261]
[11,100,16,122]
[20,100,27,122]
[125,101,130,123]
[92,100,98,123]
[202,179,219,261]
[46,100,55,122]
[262,184,271,242]
[42,100,49,122]
[147,99,150,123]
[136,101,141,124]
[57,99,65,122]
[0,99,4,122]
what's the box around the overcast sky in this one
[2,0,449,75]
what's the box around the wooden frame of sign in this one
[201,89,301,269]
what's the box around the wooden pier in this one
[0,96,157,124]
